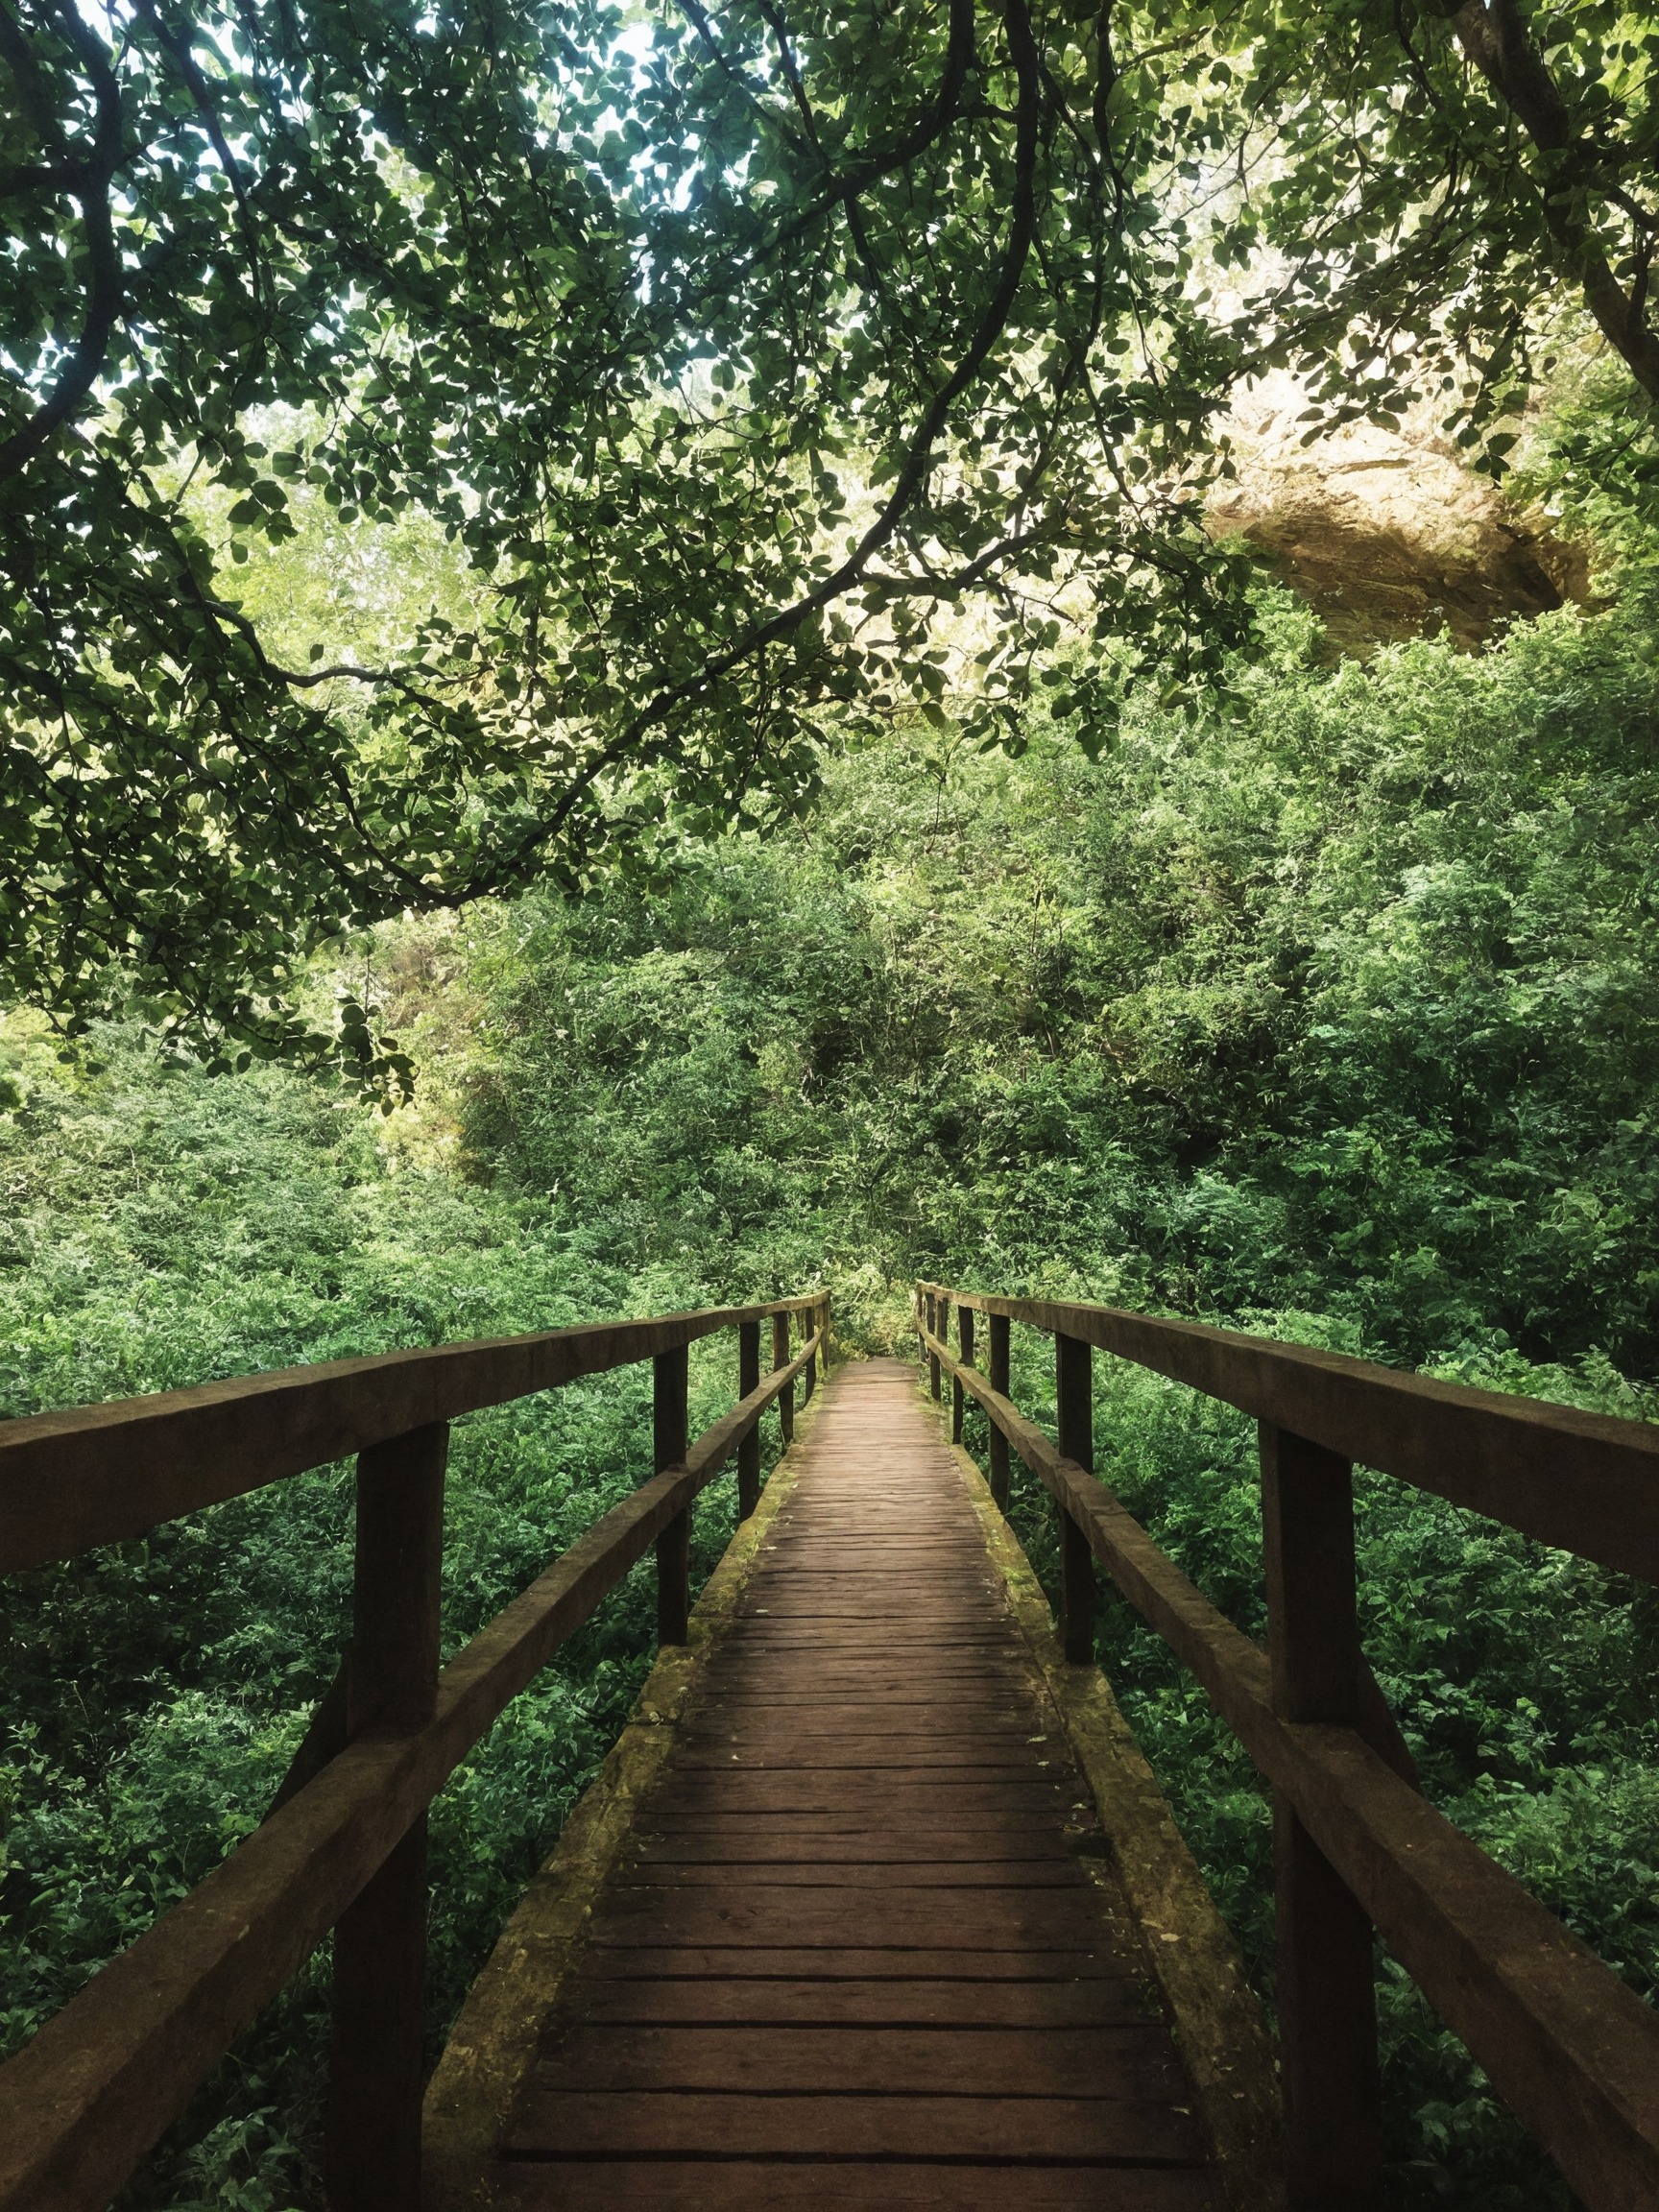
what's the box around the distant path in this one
[485,1358,1216,2209]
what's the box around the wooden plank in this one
[705,1671,1027,1683]
[685,1689,1038,1708]
[630,1831,1081,1863]
[589,1889,1120,1948]
[503,2090,1206,2163]
[488,2161,1217,2210]
[576,1944,1140,1981]
[646,1783,1089,1817]
[669,1745,1065,1770]
[572,1976,1156,2026]
[613,1862,1088,1888]
[531,2025,1185,2099]
[681,1704,1046,1727]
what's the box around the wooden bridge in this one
[2,1286,1658,2212]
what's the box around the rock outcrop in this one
[1206,381,1591,655]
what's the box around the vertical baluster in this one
[1054,1333,1095,1666]
[737,1318,761,1520]
[655,1345,690,1646]
[931,1295,946,1402]
[953,1305,973,1444]
[988,1311,1011,1512]
[1261,1422,1382,2210]
[325,1420,446,2212]
[774,1309,795,1444]
[804,1301,818,1403]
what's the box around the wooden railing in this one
[0,1292,830,2212]
[914,1280,1659,2212]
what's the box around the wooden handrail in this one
[915,1288,1659,2212]
[0,1296,824,1575]
[0,1302,828,2212]
[914,1281,1659,1581]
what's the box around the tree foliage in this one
[4,0,1657,1083]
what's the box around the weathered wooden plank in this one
[488,2161,1217,2210]
[613,1861,1089,1888]
[575,1943,1139,1981]
[679,1713,1049,1735]
[630,1831,1080,1863]
[589,1888,1121,1948]
[572,1976,1155,2026]
[644,1781,1090,1816]
[531,2024,1187,2098]
[669,1745,1065,1771]
[503,2089,1206,2163]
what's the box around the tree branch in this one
[1450,0,1659,403]
[470,0,1042,900]
[0,0,127,479]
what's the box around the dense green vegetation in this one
[5,573,1658,2206]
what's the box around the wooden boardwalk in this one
[484,1359,1218,2210]
[14,1290,1654,2212]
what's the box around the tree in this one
[1184,0,1659,441]
[3,0,1653,1091]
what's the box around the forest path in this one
[481,1358,1218,2210]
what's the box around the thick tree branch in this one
[0,0,127,479]
[1450,0,1659,403]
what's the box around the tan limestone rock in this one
[1206,380,1590,656]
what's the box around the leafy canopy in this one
[3,0,1656,1086]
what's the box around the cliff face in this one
[1206,385,1591,655]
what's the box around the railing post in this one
[655,1345,690,1646]
[929,1294,944,1402]
[953,1306,973,1444]
[325,1420,446,2212]
[774,1309,795,1443]
[804,1301,818,1402]
[737,1319,761,1519]
[988,1312,1011,1512]
[1054,1333,1095,1666]
[1261,1422,1382,2211]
